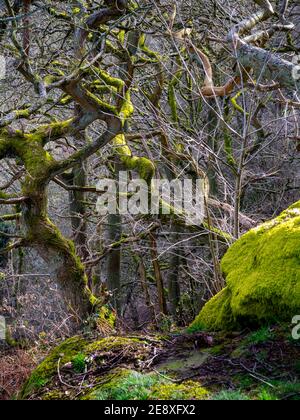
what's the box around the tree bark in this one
[168,224,182,319]
[107,210,122,314]
[150,233,168,315]
[22,183,93,322]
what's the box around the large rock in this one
[19,335,209,400]
[190,201,300,331]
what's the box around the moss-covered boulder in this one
[19,335,209,400]
[190,201,300,331]
[19,336,151,400]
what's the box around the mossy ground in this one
[83,369,208,401]
[19,335,153,400]
[190,201,300,332]
[18,324,299,400]
[13,203,300,401]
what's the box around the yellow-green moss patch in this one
[19,336,87,399]
[190,201,300,332]
[82,369,209,400]
[151,381,209,400]
[20,336,149,400]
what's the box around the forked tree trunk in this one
[22,184,93,322]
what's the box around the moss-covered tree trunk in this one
[0,129,95,322]
[22,181,93,321]
[0,0,130,324]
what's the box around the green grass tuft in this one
[212,390,250,400]
[72,353,86,373]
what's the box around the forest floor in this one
[153,325,300,400]
[1,323,298,400]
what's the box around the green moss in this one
[14,109,30,119]
[85,90,118,114]
[0,190,8,199]
[43,391,68,400]
[5,327,18,347]
[93,68,125,91]
[231,91,249,116]
[89,81,117,95]
[48,7,71,20]
[138,33,161,61]
[21,336,153,400]
[106,84,156,185]
[72,353,86,373]
[113,134,155,183]
[1,119,73,181]
[97,305,116,330]
[60,94,72,105]
[233,374,256,390]
[20,336,146,399]
[25,216,91,299]
[51,60,66,67]
[212,390,250,400]
[189,287,237,332]
[44,75,58,85]
[20,336,87,399]
[208,344,225,356]
[13,141,54,178]
[224,131,236,168]
[84,369,163,400]
[83,369,208,401]
[202,222,233,242]
[258,389,277,400]
[244,326,274,345]
[119,90,134,121]
[72,7,81,14]
[118,30,125,44]
[85,336,144,354]
[151,381,208,400]
[257,380,300,401]
[190,201,300,331]
[168,68,183,126]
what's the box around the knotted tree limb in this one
[180,0,298,97]
[228,0,274,42]
[230,0,299,91]
[187,40,242,98]
[236,42,299,90]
